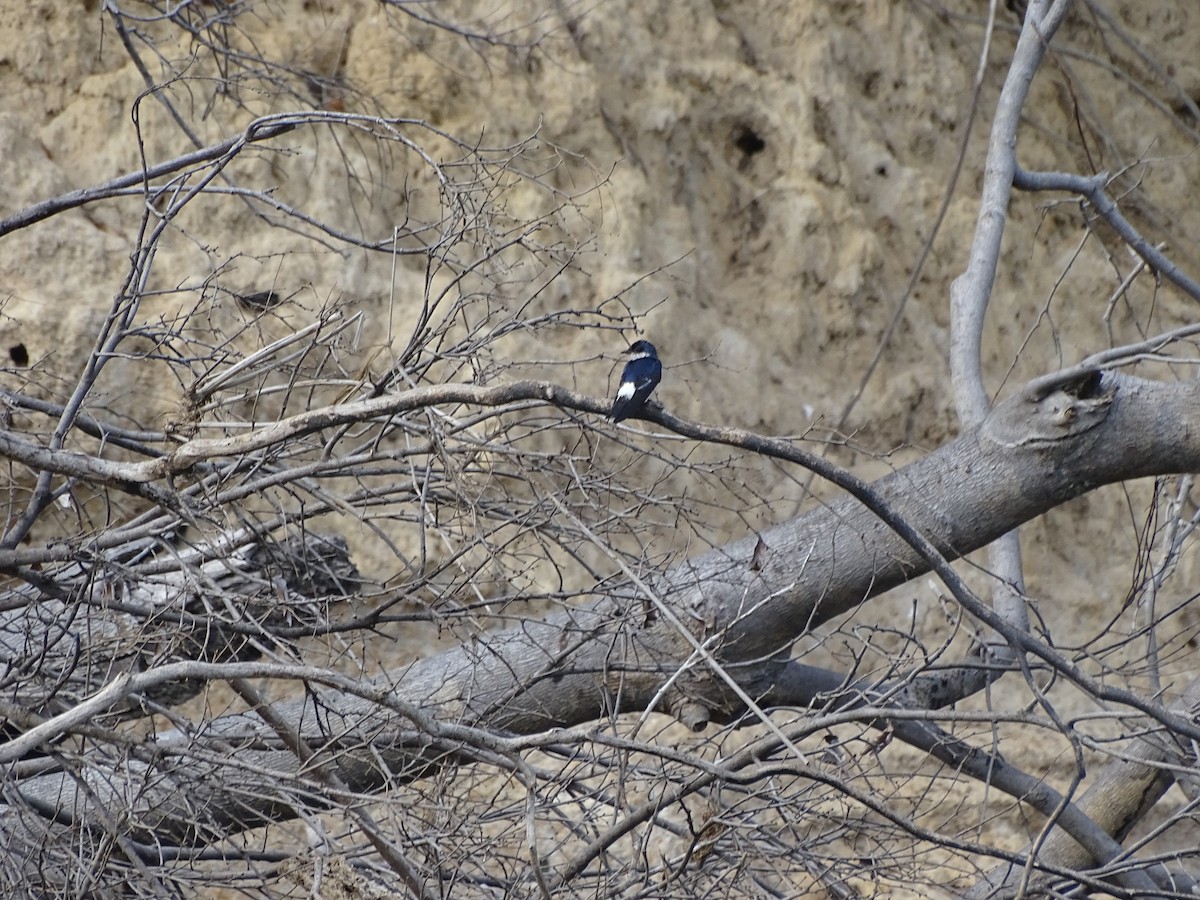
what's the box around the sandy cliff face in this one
[6,2,1196,439]
[2,0,1199,882]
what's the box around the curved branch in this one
[1013,166,1200,303]
[950,0,1074,425]
[0,117,296,239]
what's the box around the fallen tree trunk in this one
[1,369,1198,894]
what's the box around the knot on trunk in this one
[982,369,1114,449]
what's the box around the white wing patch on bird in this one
[609,339,662,423]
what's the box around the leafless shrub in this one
[2,1,1200,898]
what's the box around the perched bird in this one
[610,340,662,423]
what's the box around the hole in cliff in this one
[734,125,765,157]
[9,344,28,367]
[863,70,881,98]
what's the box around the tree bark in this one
[3,369,1199,878]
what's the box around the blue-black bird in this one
[610,340,662,423]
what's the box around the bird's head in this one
[627,339,657,359]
